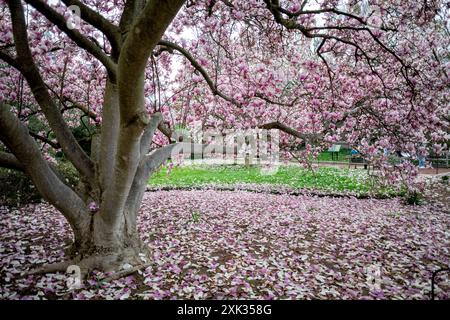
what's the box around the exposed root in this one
[24,246,152,284]
[99,262,154,282]
[25,258,80,276]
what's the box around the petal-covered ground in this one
[1,190,449,300]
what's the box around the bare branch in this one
[158,40,243,108]
[29,130,61,149]
[254,92,302,107]
[259,121,319,141]
[262,0,415,91]
[0,50,21,71]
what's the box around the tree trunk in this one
[65,210,148,275]
[2,0,187,278]
[60,133,187,276]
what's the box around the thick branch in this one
[125,142,215,219]
[118,1,185,124]
[119,0,146,36]
[0,103,90,236]
[0,51,21,71]
[7,0,95,181]
[61,0,120,54]
[0,151,24,171]
[158,121,173,140]
[29,131,61,149]
[259,122,319,141]
[124,143,175,221]
[140,112,163,156]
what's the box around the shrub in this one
[0,168,41,206]
[55,161,80,188]
[404,190,423,205]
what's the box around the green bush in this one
[55,161,80,188]
[404,190,423,205]
[0,161,80,207]
[0,168,41,206]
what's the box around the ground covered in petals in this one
[1,190,449,300]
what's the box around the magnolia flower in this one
[88,202,99,213]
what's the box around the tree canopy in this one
[0,0,449,276]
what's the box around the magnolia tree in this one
[0,0,448,276]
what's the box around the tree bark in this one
[0,151,24,171]
[98,80,120,191]
[100,0,185,230]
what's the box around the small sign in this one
[328,144,341,153]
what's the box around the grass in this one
[315,149,351,162]
[148,164,396,197]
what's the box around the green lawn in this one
[148,164,395,197]
[315,148,351,162]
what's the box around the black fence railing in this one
[431,267,450,300]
